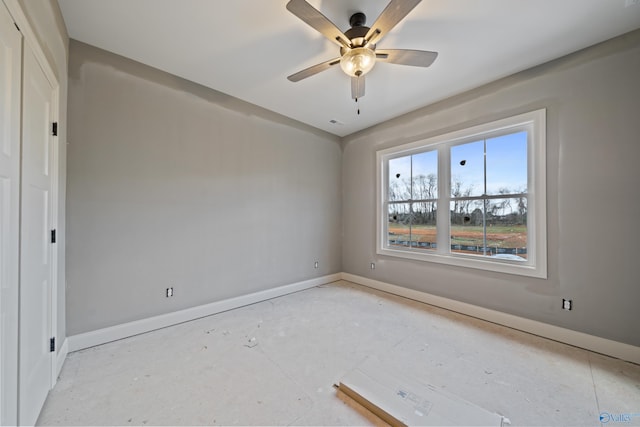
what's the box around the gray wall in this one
[66,40,342,335]
[342,30,640,347]
[68,30,640,347]
[16,0,68,351]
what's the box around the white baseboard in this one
[341,273,640,365]
[68,274,341,352]
[66,272,639,365]
[56,338,68,377]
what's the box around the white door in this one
[0,4,22,426]
[19,43,54,427]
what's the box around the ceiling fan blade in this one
[287,57,341,82]
[365,0,422,46]
[376,49,438,67]
[286,0,351,48]
[351,75,365,100]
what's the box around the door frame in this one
[0,2,22,425]
[1,0,60,422]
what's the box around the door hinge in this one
[50,337,55,352]
[52,122,58,136]
[51,229,56,244]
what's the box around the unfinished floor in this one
[38,281,640,426]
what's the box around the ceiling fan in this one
[286,0,438,102]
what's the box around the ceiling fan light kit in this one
[340,47,376,77]
[286,0,438,103]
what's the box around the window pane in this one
[411,150,437,200]
[411,202,437,250]
[486,197,527,260]
[451,140,484,197]
[450,198,527,259]
[486,132,527,195]
[389,156,411,201]
[388,203,411,248]
[450,200,487,256]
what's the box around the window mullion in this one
[483,139,488,256]
[409,155,413,247]
[437,147,450,255]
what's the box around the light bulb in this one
[340,47,376,77]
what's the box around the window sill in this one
[377,246,547,279]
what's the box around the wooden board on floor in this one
[337,358,506,426]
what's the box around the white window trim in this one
[376,109,547,278]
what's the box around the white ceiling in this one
[58,0,640,137]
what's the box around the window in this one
[377,109,546,278]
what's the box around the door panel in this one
[19,43,54,427]
[0,3,22,425]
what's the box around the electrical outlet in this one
[562,298,572,311]
[314,261,319,269]
[166,287,174,298]
[370,262,375,270]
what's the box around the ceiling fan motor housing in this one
[342,12,372,51]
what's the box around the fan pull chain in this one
[356,98,360,115]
